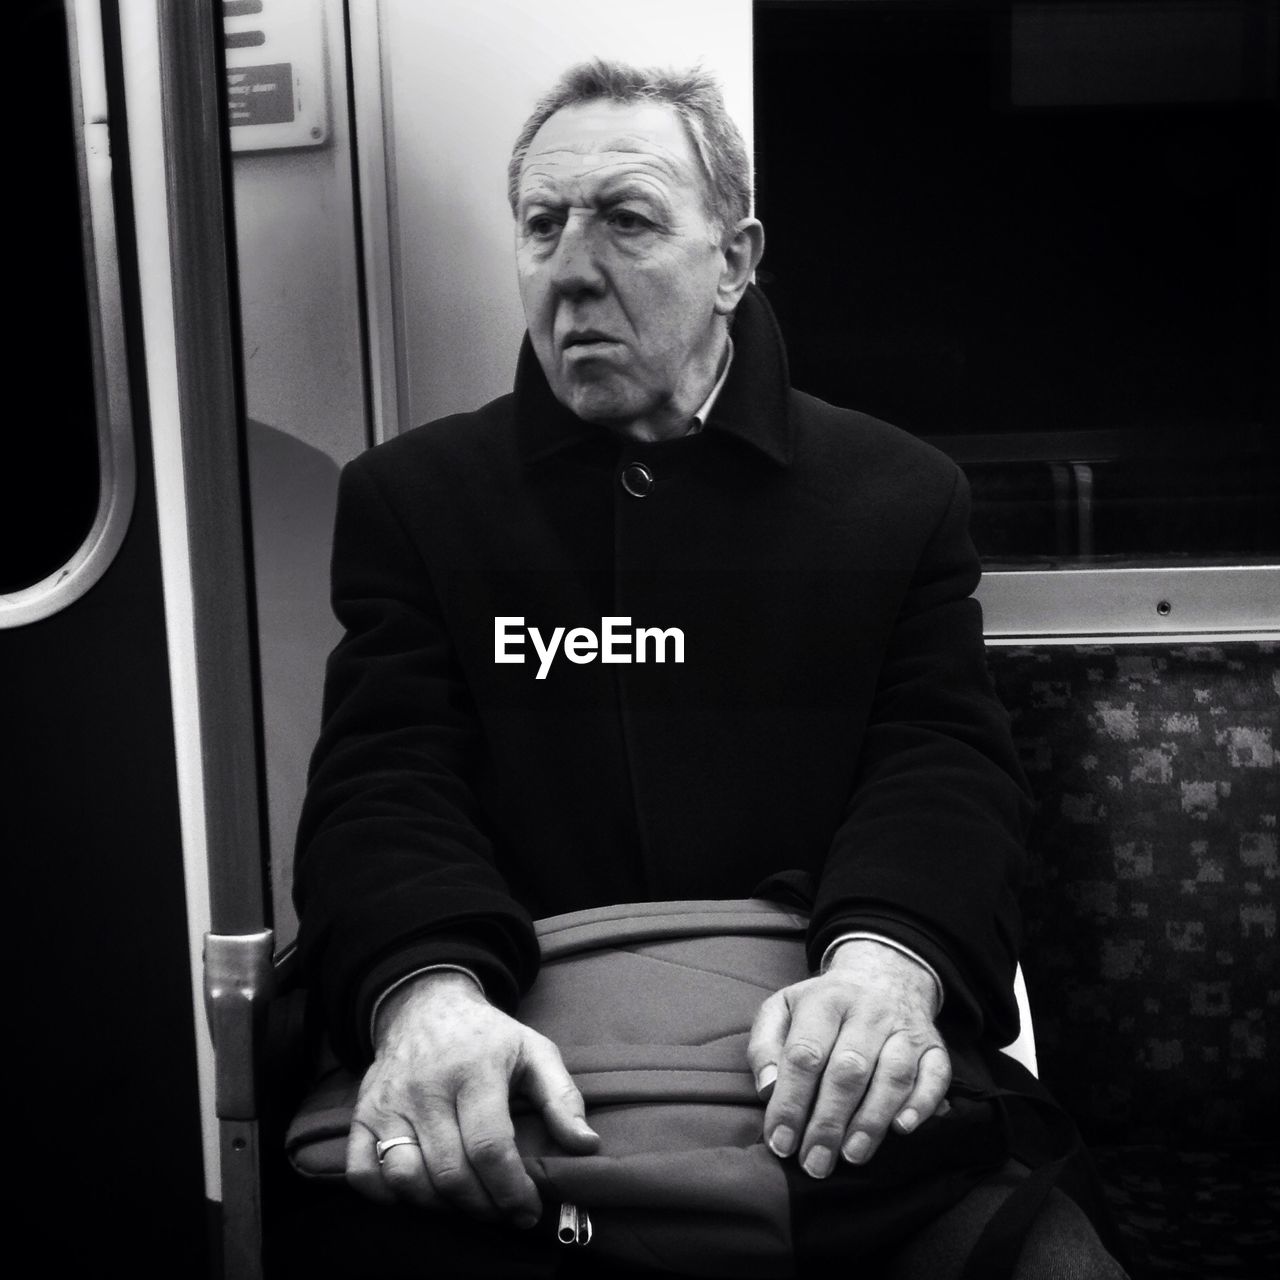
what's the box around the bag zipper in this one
[556,1202,593,1246]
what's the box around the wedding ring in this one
[375,1135,417,1163]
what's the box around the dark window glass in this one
[3,1,99,594]
[755,0,1278,567]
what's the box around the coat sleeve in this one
[808,465,1033,1046]
[293,456,538,1067]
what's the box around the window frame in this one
[978,564,1280,644]
[1,0,137,630]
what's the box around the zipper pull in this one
[556,1202,593,1246]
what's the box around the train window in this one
[755,0,1278,635]
[1,0,136,627]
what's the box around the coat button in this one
[620,462,654,498]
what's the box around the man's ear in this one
[714,218,766,316]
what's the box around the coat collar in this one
[514,283,794,468]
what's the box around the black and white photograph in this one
[5,2,1277,1276]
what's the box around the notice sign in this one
[223,0,329,152]
[228,65,295,128]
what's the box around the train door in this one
[7,0,365,1271]
[6,1,209,1271]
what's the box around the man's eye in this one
[525,215,560,239]
[608,209,652,233]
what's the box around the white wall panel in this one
[228,0,365,944]
[231,0,366,465]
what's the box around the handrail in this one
[157,0,268,938]
[141,0,271,1272]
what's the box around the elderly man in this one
[294,60,1124,1277]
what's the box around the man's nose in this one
[549,213,606,296]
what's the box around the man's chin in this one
[559,381,640,428]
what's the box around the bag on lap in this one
[285,899,1074,1277]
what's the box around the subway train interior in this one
[5,0,1277,1276]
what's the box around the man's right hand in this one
[346,971,600,1227]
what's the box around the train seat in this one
[989,640,1280,1278]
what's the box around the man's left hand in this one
[746,940,951,1179]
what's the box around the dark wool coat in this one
[295,286,1033,1067]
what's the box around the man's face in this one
[515,100,732,438]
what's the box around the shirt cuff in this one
[819,931,945,1016]
[368,963,485,1047]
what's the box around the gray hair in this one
[507,59,752,234]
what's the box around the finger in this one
[746,992,789,1099]
[763,996,842,1159]
[840,1030,927,1166]
[346,1117,396,1205]
[796,1022,878,1179]
[413,1092,504,1221]
[519,1035,599,1153]
[892,1042,952,1134]
[378,1135,442,1210]
[456,1075,542,1227]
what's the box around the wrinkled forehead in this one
[517,100,705,202]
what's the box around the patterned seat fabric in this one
[990,642,1279,1278]
[1094,1144,1279,1279]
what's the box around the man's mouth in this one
[563,330,619,351]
